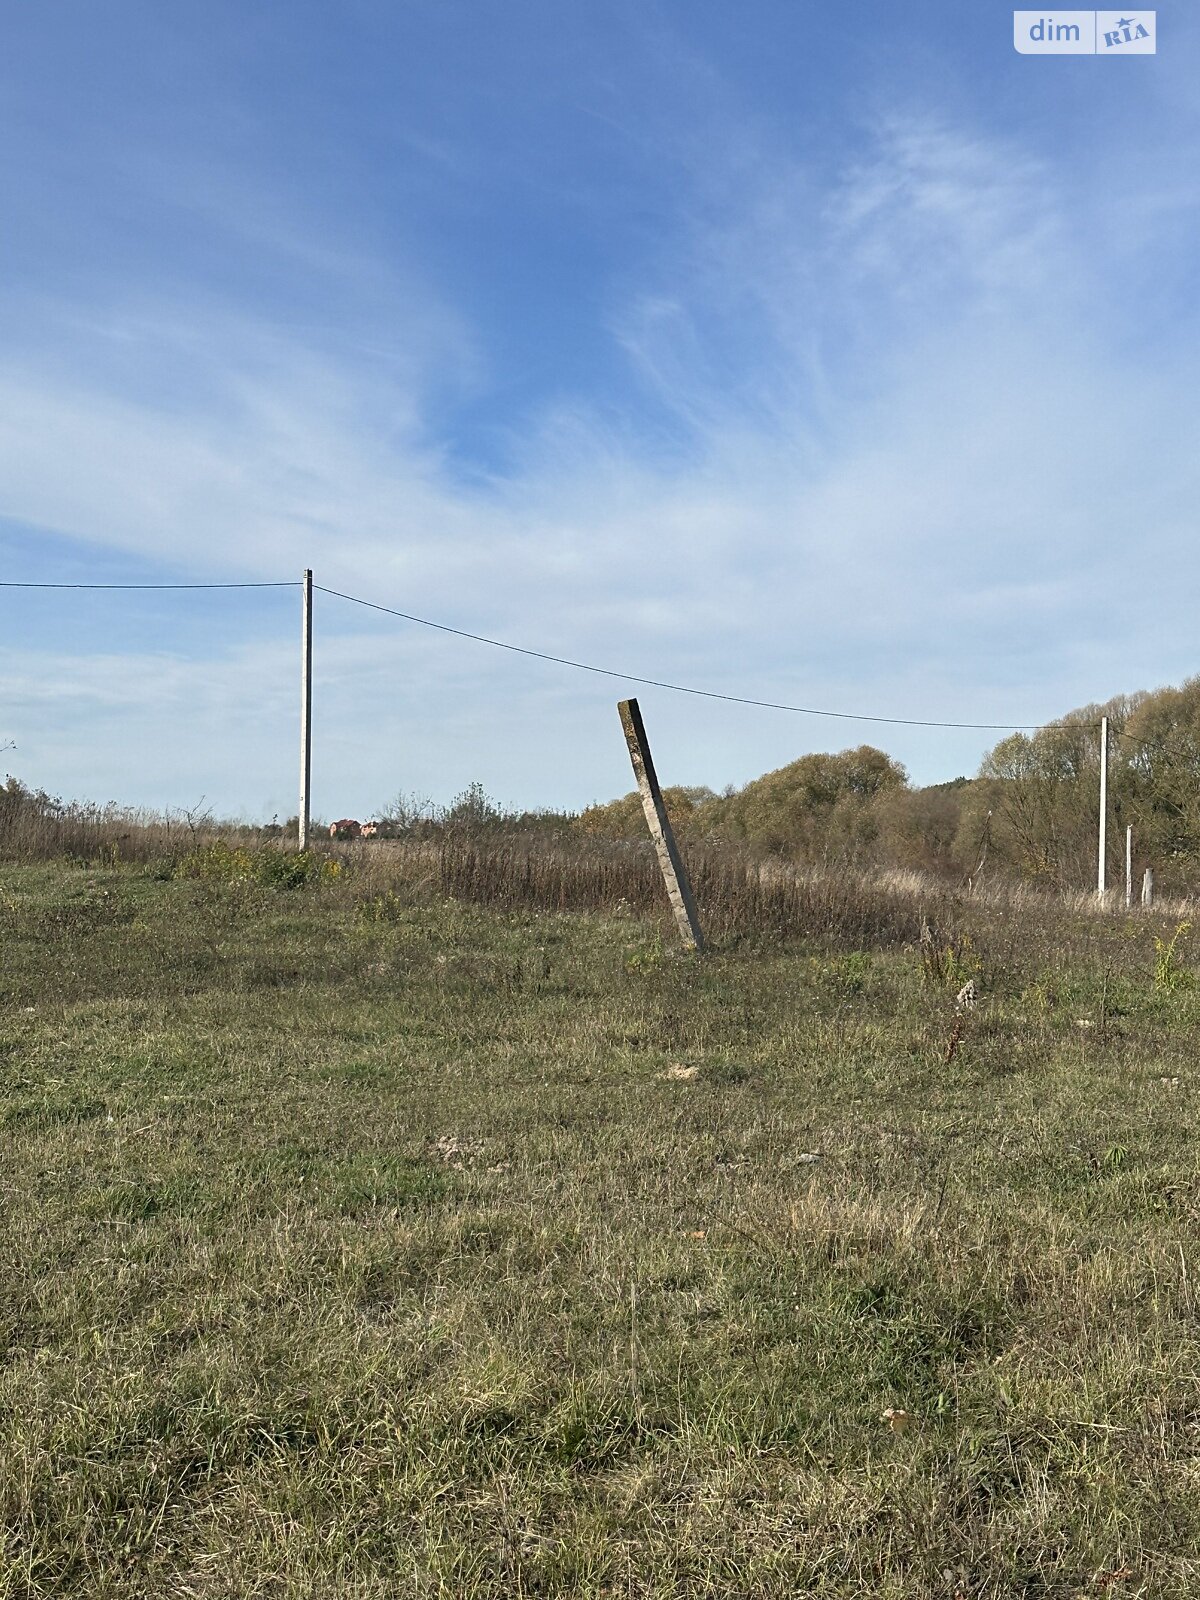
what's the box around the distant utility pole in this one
[1097,715,1109,899]
[299,569,312,850]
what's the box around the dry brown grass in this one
[0,781,275,867]
[338,833,932,951]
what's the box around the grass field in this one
[2,852,1199,1597]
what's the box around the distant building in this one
[329,818,361,840]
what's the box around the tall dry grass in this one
[5,771,1189,964]
[0,779,267,866]
[340,832,932,950]
[334,830,1190,990]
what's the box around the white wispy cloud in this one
[3,100,1200,813]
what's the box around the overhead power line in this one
[314,583,1053,732]
[1113,725,1200,768]
[0,579,299,590]
[0,570,1106,735]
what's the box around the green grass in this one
[1,861,1199,1596]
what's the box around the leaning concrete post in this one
[617,698,704,953]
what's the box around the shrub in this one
[174,842,327,889]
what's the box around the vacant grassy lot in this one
[1,856,1199,1597]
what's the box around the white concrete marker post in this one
[299,569,313,851]
[1125,824,1133,911]
[618,697,704,953]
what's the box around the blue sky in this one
[1,2,1196,819]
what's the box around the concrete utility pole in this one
[299,569,312,850]
[617,698,704,952]
[1097,715,1109,899]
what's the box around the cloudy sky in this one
[1,2,1194,820]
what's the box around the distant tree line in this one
[577,677,1200,895]
[8,676,1200,892]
